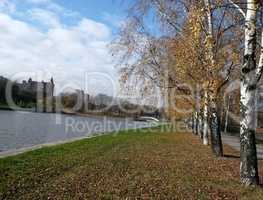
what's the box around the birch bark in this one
[224,95,231,134]
[210,102,223,157]
[199,111,203,139]
[203,0,223,155]
[195,111,199,135]
[192,113,195,134]
[240,0,259,186]
[203,91,209,145]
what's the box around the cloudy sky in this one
[0,0,131,96]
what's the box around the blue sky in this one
[0,0,135,96]
[12,0,132,32]
[55,0,131,28]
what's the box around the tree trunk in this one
[203,91,209,145]
[199,111,203,139]
[192,112,195,134]
[195,85,201,135]
[240,0,259,186]
[210,101,223,157]
[224,95,231,134]
[195,111,199,135]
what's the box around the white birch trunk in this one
[192,112,195,134]
[255,30,263,83]
[224,95,231,134]
[221,97,225,130]
[203,0,215,145]
[193,111,197,135]
[210,101,223,157]
[203,0,223,155]
[198,112,203,139]
[195,87,201,137]
[194,111,198,135]
[240,0,259,186]
[203,91,209,145]
[204,0,213,38]
[192,112,196,134]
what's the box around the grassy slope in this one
[1,127,263,199]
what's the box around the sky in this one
[0,0,133,96]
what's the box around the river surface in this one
[0,110,151,153]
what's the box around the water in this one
[0,110,150,152]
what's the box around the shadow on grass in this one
[223,154,263,161]
[223,154,240,159]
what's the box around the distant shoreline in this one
[0,107,139,121]
[0,106,35,112]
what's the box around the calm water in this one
[0,110,150,152]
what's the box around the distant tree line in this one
[59,91,162,119]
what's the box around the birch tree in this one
[240,0,260,186]
[153,0,236,152]
[114,0,240,157]
[224,95,231,134]
[185,0,237,153]
[227,0,263,186]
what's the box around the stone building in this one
[17,78,55,112]
[18,78,54,97]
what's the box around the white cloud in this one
[25,0,52,5]
[25,0,79,18]
[28,8,61,28]
[0,3,118,96]
[76,18,111,40]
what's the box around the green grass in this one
[1,126,263,199]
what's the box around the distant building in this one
[17,78,55,112]
[0,76,55,112]
[0,76,8,82]
[17,78,54,99]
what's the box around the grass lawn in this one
[1,127,263,199]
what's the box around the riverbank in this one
[0,110,152,154]
[0,106,145,122]
[1,127,263,199]
[0,105,34,112]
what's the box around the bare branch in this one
[227,0,246,18]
